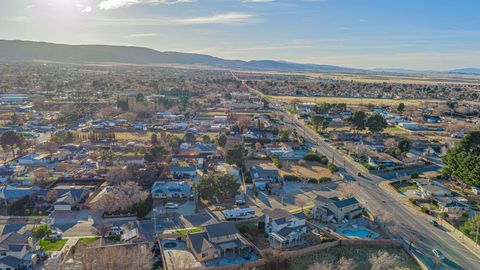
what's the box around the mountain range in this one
[0,40,479,75]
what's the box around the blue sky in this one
[0,0,479,69]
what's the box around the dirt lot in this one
[246,160,333,179]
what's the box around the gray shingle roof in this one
[205,222,239,239]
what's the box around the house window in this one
[0,252,6,256]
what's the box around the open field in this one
[267,95,443,106]
[246,160,332,179]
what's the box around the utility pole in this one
[153,208,157,237]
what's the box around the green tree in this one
[136,93,145,103]
[270,155,282,169]
[311,115,324,132]
[366,114,388,134]
[442,131,480,186]
[183,132,196,143]
[198,173,240,202]
[328,163,338,174]
[398,140,410,153]
[32,224,51,239]
[217,133,227,148]
[0,131,22,158]
[460,215,480,244]
[397,103,405,113]
[202,135,211,144]
[226,144,244,167]
[348,111,367,133]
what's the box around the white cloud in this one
[98,0,195,10]
[81,6,93,13]
[241,0,275,2]
[126,33,161,38]
[95,12,257,25]
[174,12,255,25]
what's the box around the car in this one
[189,194,195,201]
[431,220,440,227]
[357,172,362,177]
[432,249,445,260]
[165,203,178,209]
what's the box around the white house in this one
[151,181,191,199]
[263,208,307,249]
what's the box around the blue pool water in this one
[205,253,258,267]
[337,227,380,239]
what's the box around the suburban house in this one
[16,154,53,166]
[0,185,39,206]
[0,232,37,270]
[263,208,307,249]
[151,181,191,199]
[313,195,363,223]
[434,197,470,216]
[414,179,452,198]
[186,222,253,262]
[250,166,281,190]
[171,165,198,180]
[36,188,89,211]
[216,163,241,183]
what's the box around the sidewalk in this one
[379,181,480,257]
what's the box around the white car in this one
[165,203,178,209]
[432,249,445,260]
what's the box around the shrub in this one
[328,163,338,174]
[304,153,328,165]
[284,174,300,182]
[133,196,153,218]
[318,177,332,183]
[420,206,429,214]
[32,224,51,239]
[270,155,282,169]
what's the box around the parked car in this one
[166,203,178,209]
[432,249,445,260]
[357,172,362,177]
[235,194,246,205]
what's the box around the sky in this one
[0,0,479,70]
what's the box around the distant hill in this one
[448,68,480,75]
[0,40,364,73]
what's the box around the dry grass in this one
[267,95,440,106]
[246,160,332,179]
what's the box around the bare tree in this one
[384,138,397,149]
[338,182,357,198]
[308,261,335,270]
[43,142,59,155]
[106,166,132,185]
[369,250,400,270]
[46,189,59,202]
[91,221,112,237]
[31,167,49,184]
[91,181,148,213]
[338,257,356,270]
[238,116,252,133]
[295,194,309,212]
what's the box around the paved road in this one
[230,71,480,270]
[284,109,479,270]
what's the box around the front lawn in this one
[172,227,203,236]
[77,237,99,246]
[39,239,67,251]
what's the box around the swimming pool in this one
[337,226,380,239]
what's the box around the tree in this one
[328,163,338,174]
[150,133,158,144]
[308,261,335,270]
[338,182,357,198]
[348,111,367,133]
[398,140,410,153]
[460,215,480,244]
[225,144,244,167]
[197,173,240,202]
[369,251,400,270]
[31,167,49,184]
[0,131,22,158]
[311,115,324,132]
[384,138,397,149]
[144,146,168,164]
[295,194,308,212]
[32,224,51,239]
[106,166,132,185]
[338,257,356,270]
[442,131,480,186]
[202,135,211,144]
[366,114,388,134]
[217,133,227,148]
[238,116,252,134]
[44,142,59,155]
[183,132,196,143]
[46,189,59,202]
[91,181,148,213]
[397,102,405,113]
[77,244,152,270]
